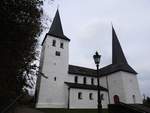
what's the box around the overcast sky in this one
[42,0,150,97]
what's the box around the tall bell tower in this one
[36,9,70,108]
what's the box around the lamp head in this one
[93,51,101,65]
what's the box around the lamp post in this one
[93,51,102,113]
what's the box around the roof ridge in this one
[69,64,96,70]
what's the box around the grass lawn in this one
[38,108,109,113]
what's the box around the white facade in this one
[67,74,109,109]
[67,74,98,86]
[120,72,142,103]
[69,89,108,109]
[36,35,69,108]
[100,71,142,104]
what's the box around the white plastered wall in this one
[36,35,69,108]
[107,72,127,104]
[69,89,108,109]
[121,71,142,104]
[67,74,98,85]
[106,71,142,104]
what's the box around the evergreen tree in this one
[143,96,150,107]
[0,0,43,99]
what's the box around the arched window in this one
[83,77,86,84]
[75,76,78,83]
[60,42,64,48]
[133,95,136,104]
[101,94,104,100]
[54,77,56,81]
[78,92,82,99]
[52,40,56,46]
[89,93,93,100]
[91,78,94,85]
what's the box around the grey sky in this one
[42,0,150,97]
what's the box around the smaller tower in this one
[36,10,70,108]
[107,26,142,104]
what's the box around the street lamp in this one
[93,51,102,113]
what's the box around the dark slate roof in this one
[68,65,97,77]
[111,26,137,74]
[100,64,137,76]
[68,64,137,77]
[112,26,128,64]
[65,82,108,91]
[42,10,70,45]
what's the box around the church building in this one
[35,10,142,109]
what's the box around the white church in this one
[35,10,142,109]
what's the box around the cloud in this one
[69,19,112,68]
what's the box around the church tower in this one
[105,26,142,104]
[36,10,70,108]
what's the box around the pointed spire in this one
[48,9,64,36]
[112,26,128,65]
[48,9,70,41]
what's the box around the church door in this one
[114,95,120,104]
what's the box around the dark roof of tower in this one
[111,26,137,74]
[100,64,137,75]
[42,10,70,45]
[112,26,128,64]
[48,10,64,36]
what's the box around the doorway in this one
[133,95,136,104]
[114,95,120,104]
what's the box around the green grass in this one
[37,108,108,113]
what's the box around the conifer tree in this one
[0,0,43,99]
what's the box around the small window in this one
[83,77,86,84]
[91,78,94,85]
[54,77,56,81]
[89,93,93,100]
[60,43,64,48]
[78,92,82,99]
[101,94,104,100]
[75,76,78,83]
[133,95,136,103]
[56,51,60,56]
[52,40,56,46]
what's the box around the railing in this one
[1,94,23,113]
[119,102,148,113]
[109,102,149,113]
